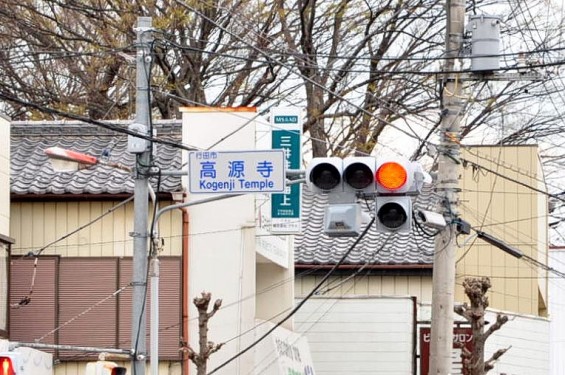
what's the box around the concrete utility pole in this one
[429,0,465,373]
[132,16,153,375]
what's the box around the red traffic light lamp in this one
[376,161,408,191]
[0,356,15,375]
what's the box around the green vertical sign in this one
[271,109,302,233]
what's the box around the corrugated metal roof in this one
[295,186,437,266]
[11,120,182,196]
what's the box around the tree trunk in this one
[454,277,509,375]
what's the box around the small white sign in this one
[254,320,316,375]
[189,150,286,194]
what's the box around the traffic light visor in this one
[344,162,374,190]
[310,163,341,191]
[376,162,407,191]
[0,357,14,375]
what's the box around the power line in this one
[147,33,565,73]
[152,88,411,159]
[35,283,131,343]
[461,157,565,204]
[0,92,198,152]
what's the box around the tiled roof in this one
[295,186,438,266]
[11,120,183,196]
[11,120,435,265]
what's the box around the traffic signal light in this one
[342,157,377,194]
[306,157,342,194]
[306,157,376,237]
[375,160,417,233]
[306,157,377,195]
[306,157,424,236]
[0,356,15,375]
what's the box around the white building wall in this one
[549,248,565,375]
[255,113,296,330]
[298,297,549,375]
[295,296,415,375]
[182,108,259,375]
[0,114,9,235]
[485,311,549,375]
[0,114,10,334]
[420,303,549,375]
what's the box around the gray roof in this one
[11,120,182,196]
[294,186,437,266]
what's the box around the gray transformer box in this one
[467,15,501,71]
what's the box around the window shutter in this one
[118,257,181,360]
[58,258,119,359]
[10,257,58,352]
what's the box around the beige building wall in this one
[10,201,182,257]
[459,145,548,316]
[181,107,259,375]
[0,115,9,235]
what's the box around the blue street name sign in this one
[189,150,286,194]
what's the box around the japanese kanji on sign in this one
[270,107,302,234]
[188,150,286,194]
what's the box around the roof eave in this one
[10,192,178,202]
[295,263,433,270]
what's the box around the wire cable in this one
[11,196,134,308]
[206,217,375,374]
[0,92,198,152]
[35,283,131,343]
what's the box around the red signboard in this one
[419,327,473,375]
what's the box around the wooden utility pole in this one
[429,0,465,373]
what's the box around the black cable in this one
[206,217,376,374]
[0,92,197,152]
[461,157,565,204]
[319,234,394,295]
